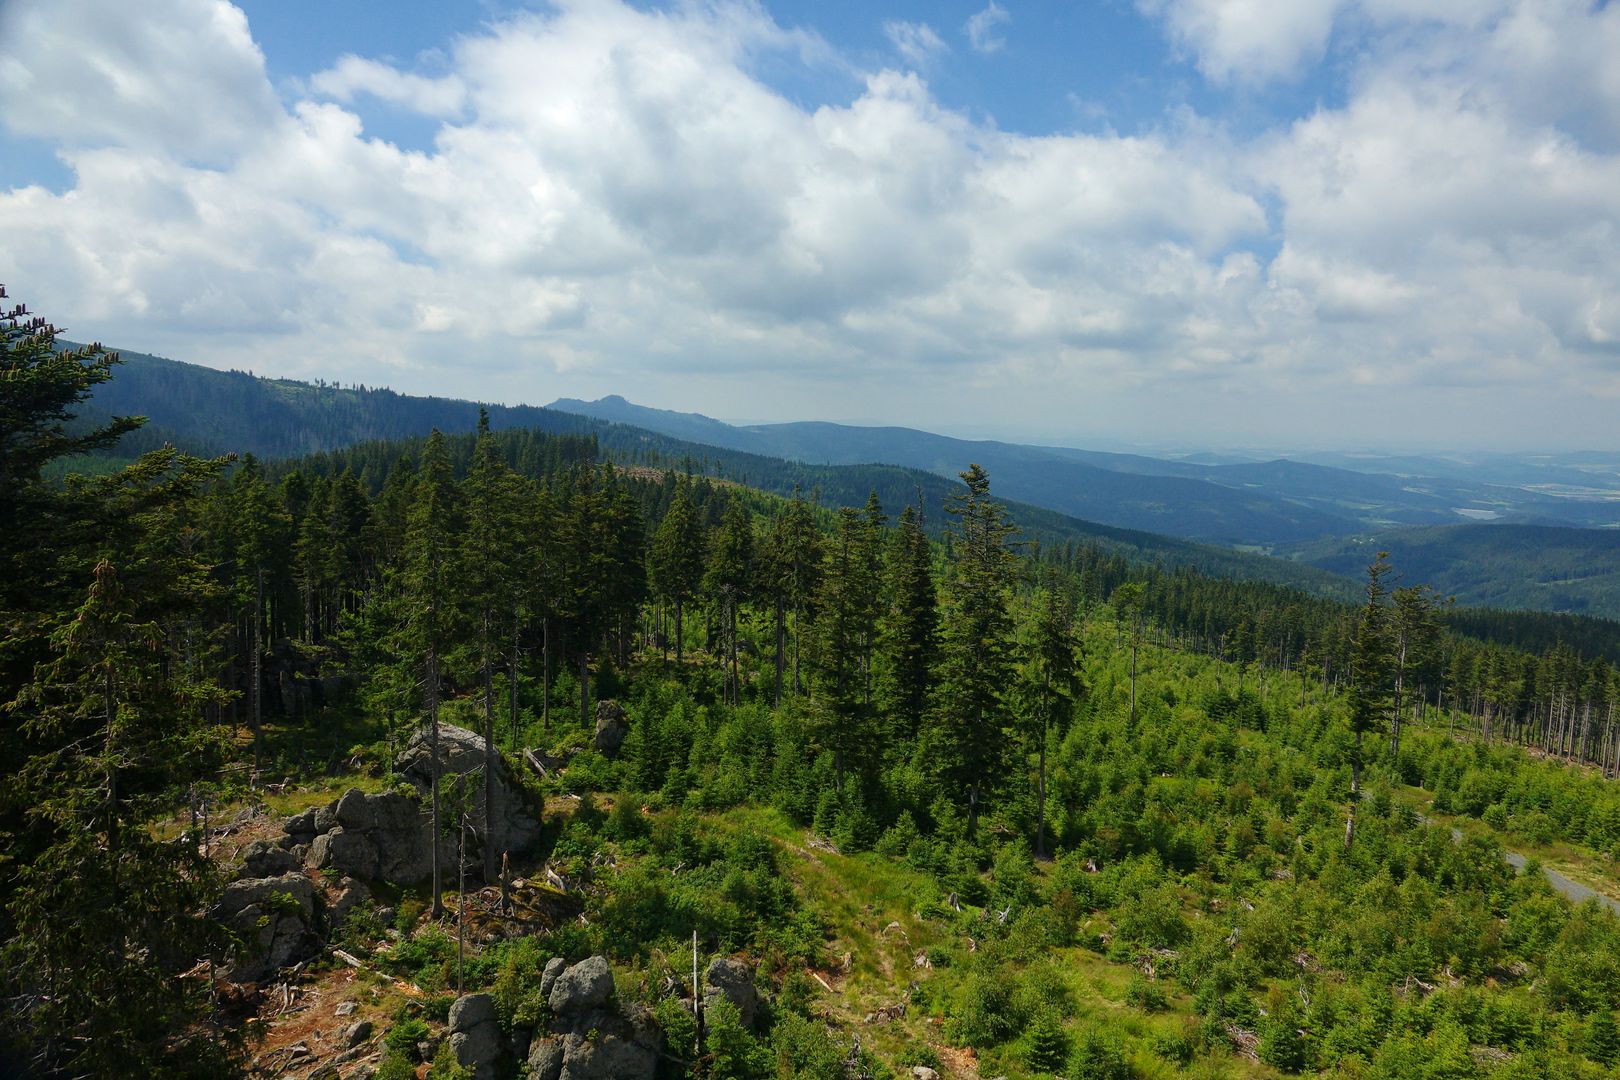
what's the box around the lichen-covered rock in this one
[330,878,371,929]
[213,873,322,983]
[592,700,629,756]
[526,959,659,1080]
[307,827,380,882]
[449,993,503,1079]
[216,872,317,922]
[335,787,376,830]
[527,1037,564,1080]
[298,788,437,885]
[398,724,542,860]
[284,807,319,837]
[237,838,300,879]
[526,1018,659,1080]
[557,1030,656,1080]
[539,956,567,999]
[549,956,614,1015]
[450,993,498,1033]
[703,957,760,1030]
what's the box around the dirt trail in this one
[1419,812,1620,915]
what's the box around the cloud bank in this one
[1,0,1618,447]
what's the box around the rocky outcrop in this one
[527,957,660,1080]
[450,993,504,1080]
[592,700,629,756]
[548,955,614,1014]
[298,789,441,885]
[398,724,543,860]
[291,723,542,886]
[214,873,323,983]
[237,837,300,879]
[703,957,760,1030]
[539,956,568,999]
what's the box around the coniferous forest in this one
[10,296,1620,1080]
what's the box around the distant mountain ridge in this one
[65,344,1620,619]
[1295,524,1620,618]
[545,395,1620,544]
[70,343,1355,598]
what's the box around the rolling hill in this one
[549,396,1620,544]
[69,344,1356,597]
[1295,523,1620,618]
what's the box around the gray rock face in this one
[398,724,542,860]
[238,838,300,879]
[330,878,371,929]
[335,787,376,831]
[910,1068,941,1080]
[526,958,659,1080]
[308,827,380,883]
[450,993,498,1033]
[213,873,322,982]
[557,1031,656,1080]
[343,1020,373,1049]
[703,957,760,1030]
[592,700,629,756]
[549,956,614,1015]
[539,956,567,999]
[526,1015,659,1080]
[291,728,540,888]
[450,993,503,1080]
[299,788,440,885]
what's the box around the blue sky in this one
[3,0,1619,450]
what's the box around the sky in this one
[2,0,1619,452]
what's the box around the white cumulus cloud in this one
[1,0,1618,446]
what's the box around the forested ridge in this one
[9,299,1620,1078]
[65,340,1372,601]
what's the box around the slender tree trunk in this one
[579,651,589,726]
[967,776,981,839]
[509,603,521,752]
[428,640,445,919]
[252,567,264,784]
[1345,733,1361,850]
[1129,628,1139,729]
[542,618,551,732]
[675,597,684,664]
[483,614,497,884]
[1391,638,1407,759]
[774,600,785,707]
[1035,714,1049,860]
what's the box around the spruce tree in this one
[705,501,755,704]
[881,501,938,739]
[460,411,523,880]
[1,294,243,1075]
[404,430,461,917]
[1023,575,1080,859]
[1110,581,1145,729]
[1389,583,1444,758]
[649,476,704,663]
[808,504,884,789]
[1345,551,1392,849]
[932,465,1019,837]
